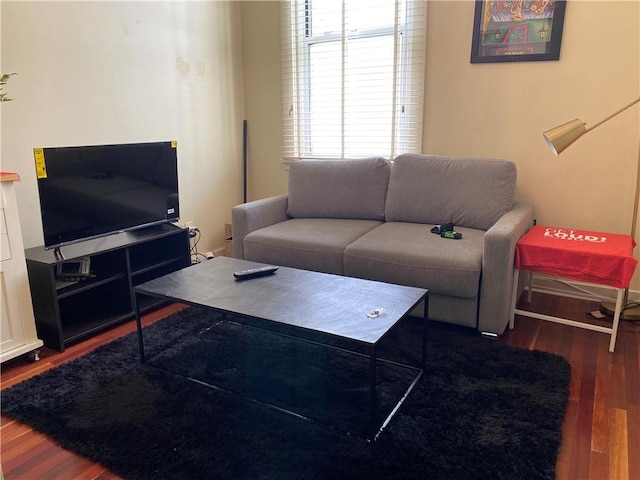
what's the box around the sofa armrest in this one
[478,201,535,335]
[231,194,289,259]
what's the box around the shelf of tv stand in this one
[25,223,190,352]
[62,307,133,344]
[132,256,187,279]
[56,273,128,299]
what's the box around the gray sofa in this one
[232,154,534,335]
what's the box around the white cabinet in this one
[0,173,43,363]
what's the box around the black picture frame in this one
[470,0,567,64]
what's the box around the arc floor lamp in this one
[543,96,640,320]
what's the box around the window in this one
[281,0,426,164]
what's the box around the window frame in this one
[281,0,426,165]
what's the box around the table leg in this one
[422,295,428,369]
[134,292,146,363]
[510,269,520,329]
[369,346,377,431]
[608,288,625,353]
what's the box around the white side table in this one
[509,226,637,353]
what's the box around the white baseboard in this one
[530,273,640,303]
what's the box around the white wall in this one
[1,1,245,253]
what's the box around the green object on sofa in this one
[232,155,534,335]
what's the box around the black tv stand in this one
[25,224,190,351]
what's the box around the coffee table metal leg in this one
[422,295,429,369]
[370,346,377,429]
[134,292,146,364]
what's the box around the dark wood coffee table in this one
[133,256,428,440]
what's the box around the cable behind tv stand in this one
[25,224,190,352]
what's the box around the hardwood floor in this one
[502,293,640,480]
[1,294,638,480]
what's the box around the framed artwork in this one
[470,0,567,63]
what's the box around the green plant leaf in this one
[0,72,17,102]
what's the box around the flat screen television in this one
[34,141,180,251]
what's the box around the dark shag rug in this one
[2,307,571,480]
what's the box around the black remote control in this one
[234,265,279,280]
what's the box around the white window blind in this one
[281,0,426,164]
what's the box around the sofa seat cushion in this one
[343,222,486,297]
[243,218,383,275]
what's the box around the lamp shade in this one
[543,119,587,155]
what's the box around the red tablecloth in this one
[515,226,638,289]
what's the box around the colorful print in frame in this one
[471,0,566,63]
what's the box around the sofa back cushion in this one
[385,154,517,230]
[287,158,391,220]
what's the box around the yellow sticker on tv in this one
[33,148,47,179]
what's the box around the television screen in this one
[34,141,180,250]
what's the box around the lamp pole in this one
[586,97,640,134]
